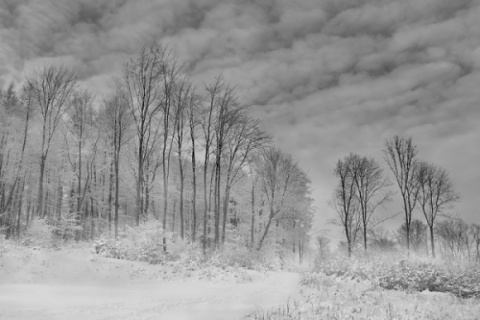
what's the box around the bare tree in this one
[100,87,132,238]
[158,50,180,251]
[396,219,427,253]
[256,147,308,251]
[123,44,166,226]
[437,217,470,259]
[200,77,221,253]
[471,224,480,262]
[417,162,459,258]
[369,227,396,252]
[186,89,201,242]
[351,154,393,253]
[27,65,77,218]
[64,90,96,229]
[173,78,192,240]
[384,136,420,252]
[221,114,269,243]
[330,154,361,257]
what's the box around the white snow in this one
[0,272,299,320]
[0,246,300,320]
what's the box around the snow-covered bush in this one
[314,253,480,298]
[211,244,260,269]
[94,220,174,264]
[21,218,54,248]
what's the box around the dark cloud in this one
[1,0,480,236]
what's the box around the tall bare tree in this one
[221,115,269,243]
[384,136,420,252]
[256,147,308,251]
[123,44,166,226]
[211,81,240,246]
[331,154,361,257]
[186,89,201,242]
[173,78,191,240]
[64,90,96,227]
[351,155,393,253]
[27,65,77,218]
[200,77,221,253]
[417,162,459,258]
[100,87,132,238]
[159,50,180,251]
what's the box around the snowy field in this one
[0,246,300,320]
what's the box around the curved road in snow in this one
[0,272,299,320]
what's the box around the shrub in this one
[94,220,175,264]
[21,218,54,248]
[314,254,480,298]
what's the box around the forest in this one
[0,43,314,264]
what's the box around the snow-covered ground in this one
[0,272,299,320]
[0,245,300,320]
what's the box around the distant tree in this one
[27,65,77,218]
[417,162,459,258]
[471,224,480,262]
[369,227,396,252]
[436,217,470,259]
[316,235,331,260]
[350,154,393,253]
[256,147,309,251]
[384,136,420,252]
[330,154,361,257]
[396,219,427,253]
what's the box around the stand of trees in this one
[0,43,313,260]
[332,136,462,258]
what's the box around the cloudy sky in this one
[1,0,479,241]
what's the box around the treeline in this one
[0,43,313,259]
[330,136,477,260]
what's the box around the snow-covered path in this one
[0,272,299,320]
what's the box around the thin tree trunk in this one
[250,178,255,248]
[179,158,185,240]
[37,155,46,217]
[114,149,120,239]
[191,150,197,242]
[136,142,143,226]
[430,225,435,258]
[107,151,114,233]
[257,215,273,251]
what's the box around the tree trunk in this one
[430,225,435,258]
[257,212,274,251]
[114,151,120,239]
[250,178,255,248]
[179,157,185,240]
[136,141,143,226]
[191,149,197,242]
[36,155,46,218]
[107,152,114,233]
[363,222,367,254]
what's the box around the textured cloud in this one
[1,0,480,241]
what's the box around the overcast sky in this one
[1,0,479,242]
